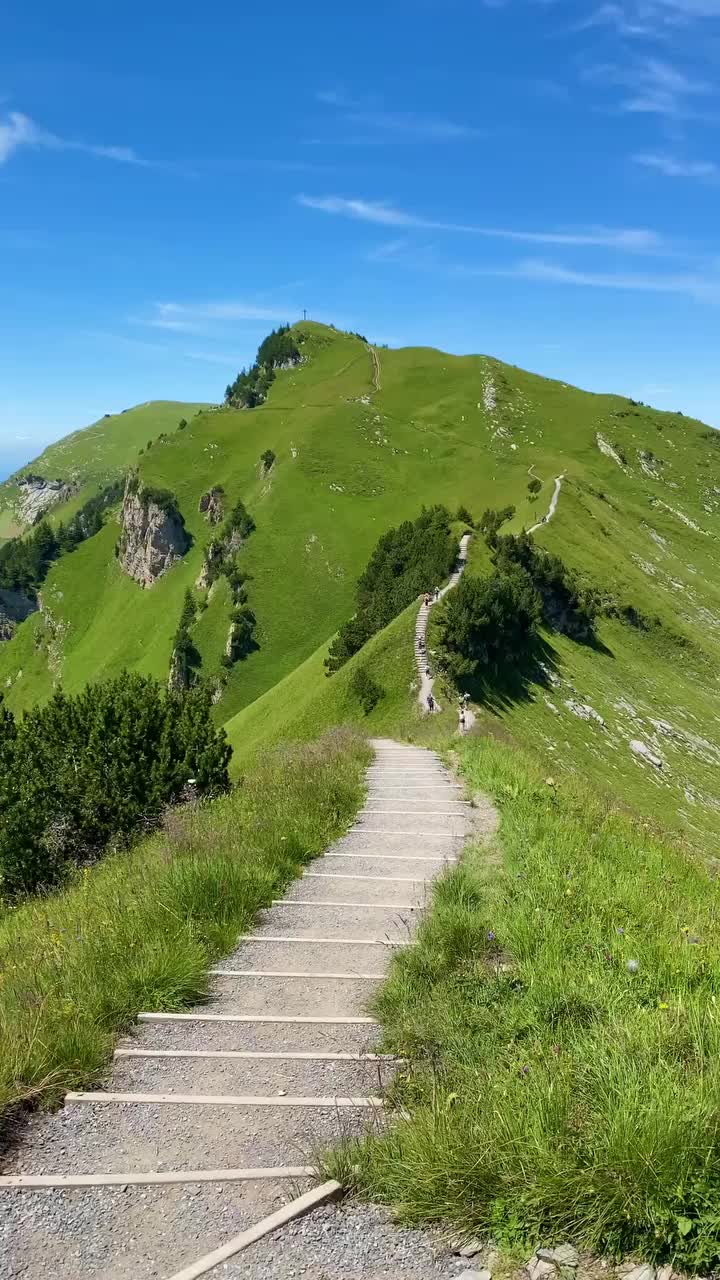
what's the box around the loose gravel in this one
[223,1201,469,1280]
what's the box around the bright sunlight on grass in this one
[0,728,369,1116]
[336,735,720,1270]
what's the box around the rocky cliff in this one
[117,478,189,588]
[198,488,225,525]
[17,475,74,525]
[0,588,38,640]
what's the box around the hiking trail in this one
[369,345,381,393]
[1,739,497,1280]
[415,532,471,713]
[528,473,565,534]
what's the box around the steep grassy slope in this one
[0,400,208,538]
[3,322,720,854]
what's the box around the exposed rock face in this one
[195,539,224,590]
[0,588,38,640]
[17,475,74,525]
[117,480,189,588]
[198,488,225,525]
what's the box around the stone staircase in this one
[1,739,489,1280]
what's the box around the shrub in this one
[349,666,384,714]
[493,532,597,641]
[326,506,457,674]
[437,568,541,679]
[261,449,276,471]
[225,326,300,409]
[527,477,542,496]
[478,505,515,547]
[0,676,230,897]
[456,504,473,525]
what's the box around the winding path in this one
[369,345,381,393]
[415,533,471,713]
[1,740,495,1280]
[528,472,565,534]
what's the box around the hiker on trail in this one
[459,709,466,732]
[463,691,470,707]
[427,692,435,712]
[423,592,431,607]
[433,586,440,601]
[418,636,425,652]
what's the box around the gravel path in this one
[416,534,471,713]
[528,473,565,534]
[1,739,496,1279]
[226,1201,469,1279]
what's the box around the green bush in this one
[0,676,230,897]
[493,532,597,641]
[349,666,384,714]
[326,506,457,673]
[225,326,300,408]
[478,505,515,546]
[527,477,542,496]
[437,568,541,679]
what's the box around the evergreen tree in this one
[437,569,542,680]
[0,674,230,898]
[326,506,456,673]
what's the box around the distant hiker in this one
[423,592,431,607]
[427,692,435,712]
[459,709,466,732]
[463,692,471,707]
[433,586,440,601]
[418,636,425,652]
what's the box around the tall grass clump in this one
[0,727,369,1118]
[345,738,720,1270]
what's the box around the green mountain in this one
[2,320,720,851]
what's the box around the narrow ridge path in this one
[528,472,565,534]
[416,532,471,712]
[0,739,490,1280]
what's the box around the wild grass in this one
[336,736,720,1270]
[0,727,370,1117]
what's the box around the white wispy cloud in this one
[296,194,667,252]
[0,110,149,167]
[145,301,296,333]
[314,90,480,143]
[579,0,720,35]
[633,151,719,179]
[587,57,713,118]
[475,257,720,303]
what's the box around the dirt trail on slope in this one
[369,346,381,392]
[528,473,565,534]
[415,533,471,713]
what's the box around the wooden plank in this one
[166,1180,343,1280]
[239,934,413,946]
[65,1091,383,1108]
[114,1049,399,1062]
[137,1012,377,1025]
[271,900,419,910]
[0,1166,316,1189]
[209,969,384,980]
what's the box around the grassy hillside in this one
[0,400,208,538]
[3,321,720,854]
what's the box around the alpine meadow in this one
[4,321,720,1271]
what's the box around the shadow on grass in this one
[454,636,564,713]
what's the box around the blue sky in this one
[2,0,720,479]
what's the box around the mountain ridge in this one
[2,321,720,854]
